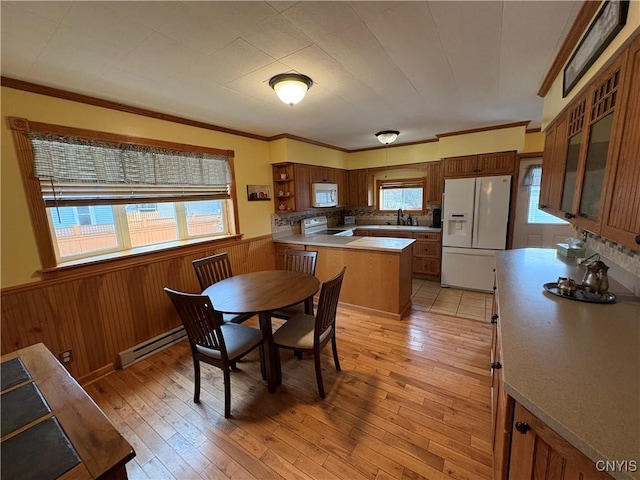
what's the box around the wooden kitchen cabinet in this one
[347,169,371,206]
[541,37,640,250]
[424,161,443,204]
[508,403,613,480]
[412,232,441,278]
[294,163,312,211]
[539,116,568,215]
[443,151,517,178]
[600,34,640,251]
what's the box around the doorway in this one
[512,158,573,249]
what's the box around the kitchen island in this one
[494,249,639,479]
[273,232,415,319]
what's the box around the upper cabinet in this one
[541,36,640,250]
[443,151,517,178]
[600,35,640,250]
[424,161,443,204]
[347,169,371,207]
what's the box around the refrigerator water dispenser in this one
[446,213,470,239]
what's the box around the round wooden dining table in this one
[202,270,320,392]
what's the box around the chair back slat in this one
[315,267,346,338]
[284,249,318,275]
[192,253,234,290]
[164,288,227,357]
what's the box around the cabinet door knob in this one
[564,212,575,219]
[539,204,547,209]
[635,235,640,245]
[491,362,502,370]
[491,314,498,324]
[515,422,531,434]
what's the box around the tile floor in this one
[411,278,494,322]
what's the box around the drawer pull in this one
[635,235,640,245]
[515,422,531,434]
[491,362,502,370]
[491,314,498,324]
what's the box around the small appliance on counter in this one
[344,215,356,226]
[430,208,441,228]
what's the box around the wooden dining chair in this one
[272,249,318,320]
[272,267,346,398]
[192,253,253,324]
[164,287,264,418]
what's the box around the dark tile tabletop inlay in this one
[1,358,31,391]
[1,416,81,480]
[0,382,51,437]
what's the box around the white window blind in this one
[30,133,232,206]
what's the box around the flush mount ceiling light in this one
[375,130,400,145]
[269,73,313,106]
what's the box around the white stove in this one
[301,216,353,236]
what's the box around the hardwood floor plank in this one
[87,304,493,480]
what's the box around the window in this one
[524,165,568,225]
[9,117,239,269]
[377,178,424,212]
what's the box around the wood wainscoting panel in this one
[1,236,276,382]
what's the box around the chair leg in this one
[259,344,266,381]
[332,335,341,372]
[193,356,201,403]
[314,351,325,399]
[275,346,282,386]
[230,361,238,370]
[223,367,231,418]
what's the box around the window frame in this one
[9,117,241,277]
[527,185,569,225]
[375,177,426,214]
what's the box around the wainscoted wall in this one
[1,236,276,383]
[581,229,640,296]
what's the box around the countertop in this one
[495,249,639,480]
[273,224,440,252]
[273,232,415,252]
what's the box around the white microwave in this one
[311,183,338,207]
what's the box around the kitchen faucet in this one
[397,208,405,225]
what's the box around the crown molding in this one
[435,121,530,138]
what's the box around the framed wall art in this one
[247,184,272,201]
[563,0,629,97]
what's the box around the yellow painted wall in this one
[523,131,545,153]
[542,2,640,128]
[1,87,274,287]
[348,141,441,170]
[284,139,348,169]
[438,125,526,158]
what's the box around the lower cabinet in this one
[412,232,441,278]
[507,403,614,480]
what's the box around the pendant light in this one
[269,73,313,106]
[375,130,400,145]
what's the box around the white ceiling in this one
[1,1,581,150]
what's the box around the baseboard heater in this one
[118,326,187,369]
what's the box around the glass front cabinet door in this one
[557,55,626,233]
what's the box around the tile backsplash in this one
[271,205,441,236]
[580,228,640,296]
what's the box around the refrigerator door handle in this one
[472,178,481,248]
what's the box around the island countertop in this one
[495,249,639,480]
[273,233,415,252]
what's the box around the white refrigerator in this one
[441,175,512,292]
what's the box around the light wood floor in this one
[86,305,493,480]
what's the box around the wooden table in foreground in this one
[1,343,135,480]
[202,270,320,393]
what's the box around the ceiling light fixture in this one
[269,73,313,106]
[375,130,400,145]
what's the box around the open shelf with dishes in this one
[272,162,296,212]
